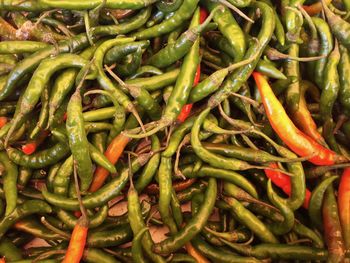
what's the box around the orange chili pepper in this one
[291,82,326,146]
[185,242,210,263]
[145,178,197,194]
[22,130,50,155]
[89,133,130,192]
[177,8,207,123]
[252,72,345,165]
[62,216,89,263]
[303,0,332,16]
[265,163,311,209]
[338,167,350,251]
[64,164,89,263]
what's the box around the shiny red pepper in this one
[177,8,208,123]
[264,163,311,209]
[22,130,50,155]
[0,117,8,128]
[252,72,345,165]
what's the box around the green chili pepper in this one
[36,0,156,9]
[89,143,116,173]
[0,237,23,261]
[169,253,196,263]
[132,0,199,40]
[153,178,217,254]
[0,41,50,54]
[128,65,163,79]
[221,241,328,260]
[323,1,350,50]
[6,53,90,145]
[83,248,120,263]
[191,108,262,171]
[0,200,52,239]
[57,205,108,229]
[202,0,246,62]
[191,236,260,263]
[293,221,324,248]
[135,135,161,192]
[320,41,340,152]
[42,153,151,210]
[158,156,178,234]
[92,7,151,36]
[256,59,286,80]
[91,132,107,153]
[180,164,257,198]
[312,17,333,89]
[7,142,70,169]
[221,196,278,243]
[147,7,216,68]
[14,217,63,240]
[266,180,294,235]
[52,155,73,196]
[87,225,133,247]
[177,181,207,203]
[0,33,91,102]
[67,67,95,191]
[338,44,350,114]
[47,44,98,128]
[309,175,338,230]
[208,1,275,108]
[104,40,150,65]
[126,68,179,91]
[0,151,18,215]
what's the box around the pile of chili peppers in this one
[1,0,350,262]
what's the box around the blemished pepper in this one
[322,0,350,50]
[323,181,346,262]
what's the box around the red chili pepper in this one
[74,211,82,218]
[0,117,8,128]
[252,72,345,165]
[22,130,50,155]
[264,163,311,209]
[338,168,350,251]
[177,8,207,123]
[63,112,67,122]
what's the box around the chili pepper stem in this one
[266,47,327,61]
[217,0,254,23]
[104,64,147,135]
[40,216,70,239]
